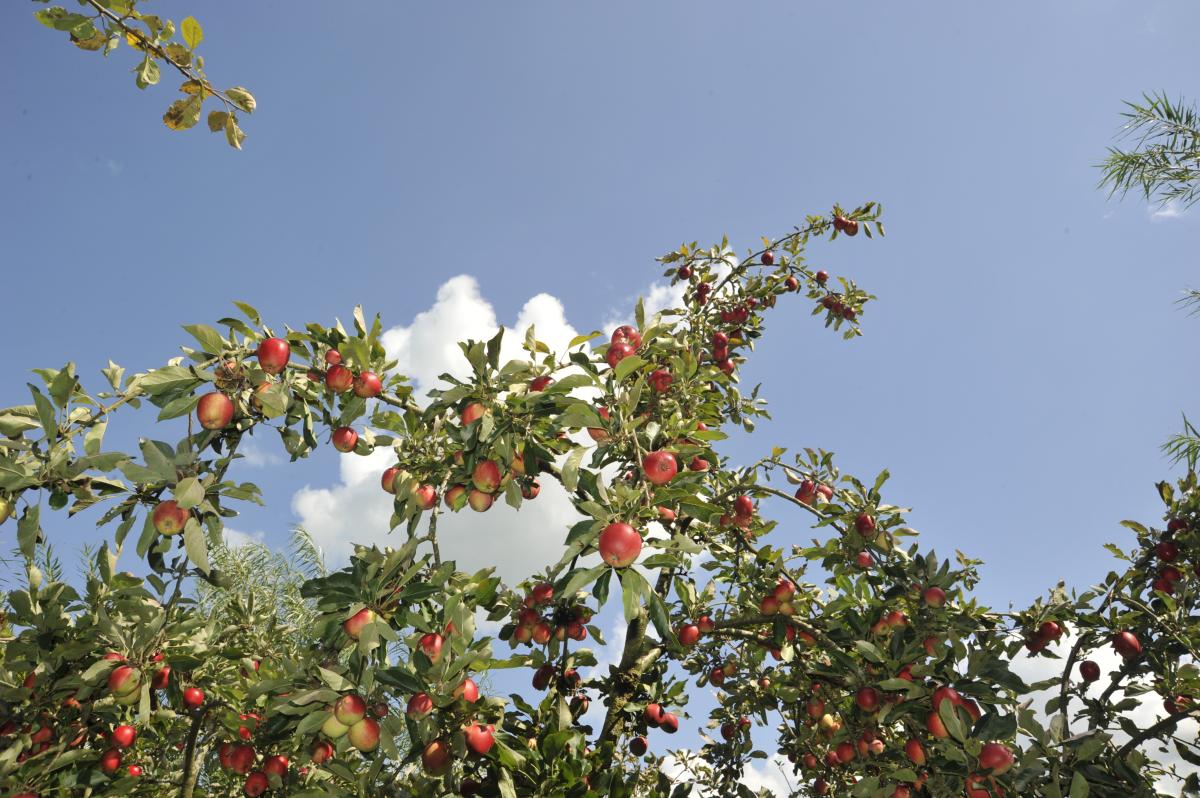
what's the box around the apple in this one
[464,723,495,756]
[310,740,334,765]
[642,451,678,485]
[611,325,642,349]
[321,713,349,739]
[325,364,354,393]
[256,338,290,375]
[905,737,925,765]
[467,489,494,512]
[380,467,400,494]
[814,778,830,796]
[697,616,715,634]
[587,406,612,442]
[111,724,136,748]
[677,624,700,647]
[835,741,855,763]
[331,427,358,453]
[854,551,872,569]
[733,495,754,518]
[965,774,1003,798]
[606,341,636,369]
[243,771,268,797]
[521,480,540,500]
[660,713,679,734]
[759,595,780,615]
[228,744,256,774]
[182,687,204,709]
[644,703,666,727]
[795,480,817,505]
[978,742,1014,774]
[419,632,444,663]
[127,765,143,777]
[411,484,438,510]
[196,392,234,430]
[598,522,642,567]
[630,735,648,756]
[926,711,948,738]
[453,678,479,703]
[855,687,880,713]
[529,375,554,392]
[422,739,452,775]
[1156,541,1180,562]
[263,755,288,779]
[99,748,122,773]
[784,276,800,291]
[460,402,487,425]
[334,694,367,726]
[472,460,501,493]
[1113,630,1142,659]
[1079,660,1100,682]
[815,270,829,284]
[854,513,876,535]
[347,718,380,752]
[108,666,141,697]
[343,608,377,639]
[532,622,553,645]
[152,500,189,536]
[532,664,556,691]
[351,371,382,399]
[648,369,673,393]
[922,586,947,608]
[445,485,468,511]
[529,582,554,604]
[406,692,433,717]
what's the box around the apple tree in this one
[0,204,1197,798]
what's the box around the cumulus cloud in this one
[222,526,265,548]
[1149,199,1188,222]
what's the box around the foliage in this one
[1099,92,1200,209]
[31,1,254,149]
[0,205,1196,798]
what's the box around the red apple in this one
[127,765,143,777]
[648,369,673,393]
[815,270,829,284]
[243,771,268,797]
[111,724,136,749]
[196,392,234,430]
[697,616,715,634]
[334,694,367,726]
[835,741,855,763]
[411,484,437,510]
[529,375,554,392]
[99,748,122,773]
[598,522,642,567]
[256,338,290,375]
[152,500,189,536]
[343,608,377,639]
[606,341,636,369]
[419,632,444,663]
[263,755,288,778]
[229,744,256,774]
[642,450,678,485]
[464,723,495,756]
[460,402,487,425]
[353,371,383,398]
[611,325,642,349]
[521,480,540,500]
[107,666,141,697]
[183,687,204,709]
[331,426,358,453]
[472,460,502,493]
[324,364,353,393]
[660,713,679,734]
[311,740,334,765]
[347,718,380,752]
[422,739,452,775]
[855,687,880,713]
[926,712,948,738]
[467,489,494,512]
[795,480,817,505]
[630,735,648,756]
[1156,541,1180,562]
[677,624,700,647]
[922,586,947,608]
[1113,630,1142,659]
[1079,660,1100,682]
[905,737,925,765]
[445,485,468,511]
[381,467,400,494]
[978,742,1014,775]
[854,513,876,535]
[854,551,872,569]
[644,703,666,727]
[453,678,479,703]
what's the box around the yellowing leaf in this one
[207,110,229,132]
[181,16,203,49]
[224,114,245,150]
[162,94,203,131]
[225,87,256,114]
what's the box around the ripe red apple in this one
[347,718,380,752]
[411,484,437,510]
[310,740,334,765]
[854,551,872,569]
[467,489,494,512]
[196,392,234,430]
[1038,621,1063,642]
[598,522,642,567]
[759,595,780,615]
[453,678,479,703]
[380,467,400,494]
[325,364,353,393]
[243,771,268,797]
[648,369,673,393]
[111,724,136,749]
[697,616,715,634]
[419,632,444,663]
[677,624,700,647]
[324,350,342,366]
[460,402,487,425]
[660,713,679,734]
[966,774,1003,798]
[331,426,358,453]
[182,687,204,709]
[642,450,678,485]
[263,755,288,778]
[444,485,468,511]
[606,341,636,369]
[835,741,855,763]
[855,687,880,713]
[127,765,143,776]
[815,270,829,284]
[472,460,502,493]
[99,748,122,773]
[926,712,948,738]
[521,480,540,500]
[228,744,256,774]
[795,480,817,505]
[529,375,554,392]
[107,665,141,697]
[334,694,367,726]
[611,325,642,349]
[630,735,648,756]
[922,586,947,608]
[905,737,926,765]
[422,739,453,775]
[152,500,189,536]
[855,513,876,535]
[464,723,495,756]
[1079,660,1101,682]
[644,703,666,727]
[978,742,1014,774]
[353,371,383,398]
[343,608,377,639]
[1113,630,1142,659]
[256,338,290,375]
[406,692,434,718]
[1156,541,1180,562]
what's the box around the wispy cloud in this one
[1149,199,1188,222]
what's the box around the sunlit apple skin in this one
[905,737,926,765]
[1113,630,1142,659]
[472,460,502,493]
[343,608,377,639]
[263,755,289,778]
[108,666,142,697]
[256,338,291,375]
[243,771,268,798]
[445,485,468,511]
[353,371,382,398]
[460,402,487,425]
[598,522,642,567]
[529,375,554,392]
[1079,660,1101,682]
[922,586,947,608]
[381,467,401,494]
[453,678,480,703]
[325,364,354,393]
[677,624,700,647]
[347,718,380,752]
[407,692,434,717]
[228,744,256,774]
[642,451,678,485]
[611,325,642,349]
[660,713,679,734]
[467,489,494,512]
[321,713,349,739]
[630,735,648,756]
[111,724,137,748]
[411,484,437,510]
[152,500,189,536]
[421,739,453,775]
[182,687,204,709]
[419,632,444,663]
[99,748,122,773]
[334,694,367,726]
[331,427,358,453]
[464,723,495,756]
[978,742,1015,774]
[606,341,636,369]
[196,392,234,430]
[855,687,880,713]
[310,740,334,764]
[926,711,948,738]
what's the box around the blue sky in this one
[2,2,1198,784]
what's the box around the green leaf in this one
[135,56,160,89]
[561,446,586,492]
[621,568,648,622]
[137,366,201,396]
[17,505,40,560]
[183,518,210,574]
[84,420,107,456]
[1069,770,1090,798]
[28,385,56,438]
[156,393,201,421]
[173,477,204,509]
[614,354,646,381]
[181,16,203,49]
[182,324,226,355]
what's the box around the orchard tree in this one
[0,204,1198,798]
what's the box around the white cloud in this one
[661,749,794,797]
[222,526,265,548]
[238,438,284,468]
[1149,199,1188,222]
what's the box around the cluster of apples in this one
[630,701,681,753]
[193,336,292,433]
[316,693,382,755]
[216,741,292,797]
[509,582,591,645]
[1150,516,1197,595]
